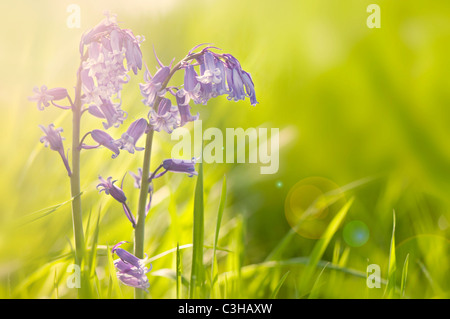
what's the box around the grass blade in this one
[270,271,290,299]
[265,177,372,261]
[385,210,397,298]
[299,197,354,294]
[13,193,82,227]
[146,244,193,264]
[400,253,409,298]
[416,259,442,295]
[151,268,189,287]
[229,214,244,298]
[190,161,204,299]
[88,210,101,278]
[53,268,58,299]
[218,255,389,289]
[211,175,227,295]
[308,263,329,299]
[176,243,182,299]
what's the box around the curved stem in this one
[78,131,93,150]
[80,107,90,117]
[51,101,72,110]
[67,95,75,108]
[148,164,164,183]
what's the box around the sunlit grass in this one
[1,0,450,299]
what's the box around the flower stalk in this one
[133,54,200,298]
[70,62,89,297]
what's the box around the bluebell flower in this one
[222,53,258,106]
[80,12,144,107]
[162,158,198,177]
[139,48,172,107]
[139,64,170,107]
[196,51,222,85]
[175,89,199,126]
[97,176,136,227]
[212,59,228,97]
[86,129,121,158]
[117,118,147,154]
[183,64,202,104]
[149,157,198,181]
[29,86,70,111]
[112,241,151,292]
[88,98,127,129]
[241,70,257,106]
[39,124,72,176]
[149,98,180,133]
[182,48,257,106]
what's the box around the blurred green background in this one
[0,0,449,298]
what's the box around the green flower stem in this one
[133,127,154,300]
[134,52,201,299]
[69,62,89,297]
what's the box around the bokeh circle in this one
[343,220,370,247]
[284,177,347,239]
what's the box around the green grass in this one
[189,161,205,298]
[1,0,450,300]
[211,175,227,298]
[385,211,397,298]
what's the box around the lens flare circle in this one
[343,220,370,247]
[284,176,346,239]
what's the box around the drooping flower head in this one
[139,65,170,107]
[97,176,126,202]
[117,118,147,154]
[149,157,198,181]
[29,86,69,111]
[139,45,256,136]
[196,51,222,85]
[88,97,127,129]
[175,89,199,127]
[148,98,180,133]
[139,47,173,108]
[222,53,257,106]
[183,64,202,104]
[39,124,71,176]
[162,158,198,177]
[80,12,144,115]
[89,129,122,158]
[97,176,136,227]
[79,118,147,159]
[183,47,258,107]
[112,241,151,292]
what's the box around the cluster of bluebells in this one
[29,12,145,176]
[140,45,258,134]
[81,12,144,129]
[30,13,257,293]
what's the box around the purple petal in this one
[162,158,198,176]
[114,248,142,268]
[91,129,121,158]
